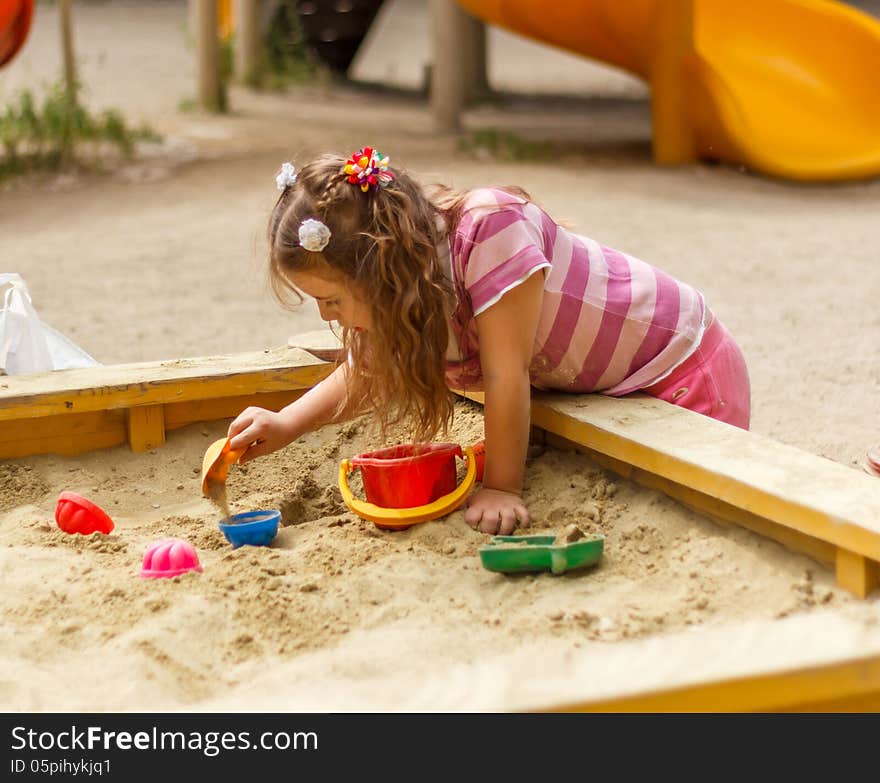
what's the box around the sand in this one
[4,400,874,712]
[1,1,880,712]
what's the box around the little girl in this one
[228,147,751,535]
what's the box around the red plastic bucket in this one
[349,442,463,509]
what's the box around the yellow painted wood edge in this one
[454,388,880,593]
[163,389,308,431]
[126,405,166,453]
[0,390,312,460]
[542,651,880,712]
[0,410,128,458]
[0,348,334,420]
[529,398,880,564]
[543,430,836,568]
[836,548,880,599]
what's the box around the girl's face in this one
[289,269,373,332]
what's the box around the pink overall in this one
[641,314,751,430]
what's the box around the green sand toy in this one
[479,534,604,575]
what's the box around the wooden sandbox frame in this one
[0,346,333,458]
[2,346,880,711]
[457,390,880,600]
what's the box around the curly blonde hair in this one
[268,153,457,443]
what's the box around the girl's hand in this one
[227,406,296,464]
[464,487,530,535]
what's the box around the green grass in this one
[0,81,160,181]
[258,0,318,90]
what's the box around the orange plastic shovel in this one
[201,437,245,496]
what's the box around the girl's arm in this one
[228,360,357,463]
[465,270,545,535]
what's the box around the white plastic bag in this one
[0,273,99,375]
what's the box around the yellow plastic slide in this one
[457,0,880,181]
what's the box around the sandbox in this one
[2,348,880,711]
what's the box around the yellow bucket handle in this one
[339,446,476,529]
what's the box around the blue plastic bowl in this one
[218,509,280,548]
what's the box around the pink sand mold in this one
[55,491,115,535]
[140,538,203,579]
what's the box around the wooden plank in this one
[528,393,880,562]
[519,603,880,712]
[0,391,310,460]
[0,347,332,421]
[543,431,836,567]
[126,405,165,452]
[0,410,127,459]
[836,549,880,599]
[0,350,332,459]
[164,390,307,431]
[455,389,880,596]
[506,598,880,713]
[550,652,880,712]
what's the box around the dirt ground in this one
[1,1,880,711]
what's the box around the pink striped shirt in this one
[443,188,708,395]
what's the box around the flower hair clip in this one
[344,147,394,192]
[298,218,331,253]
[275,161,297,191]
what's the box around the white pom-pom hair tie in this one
[275,161,297,191]
[298,218,331,252]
